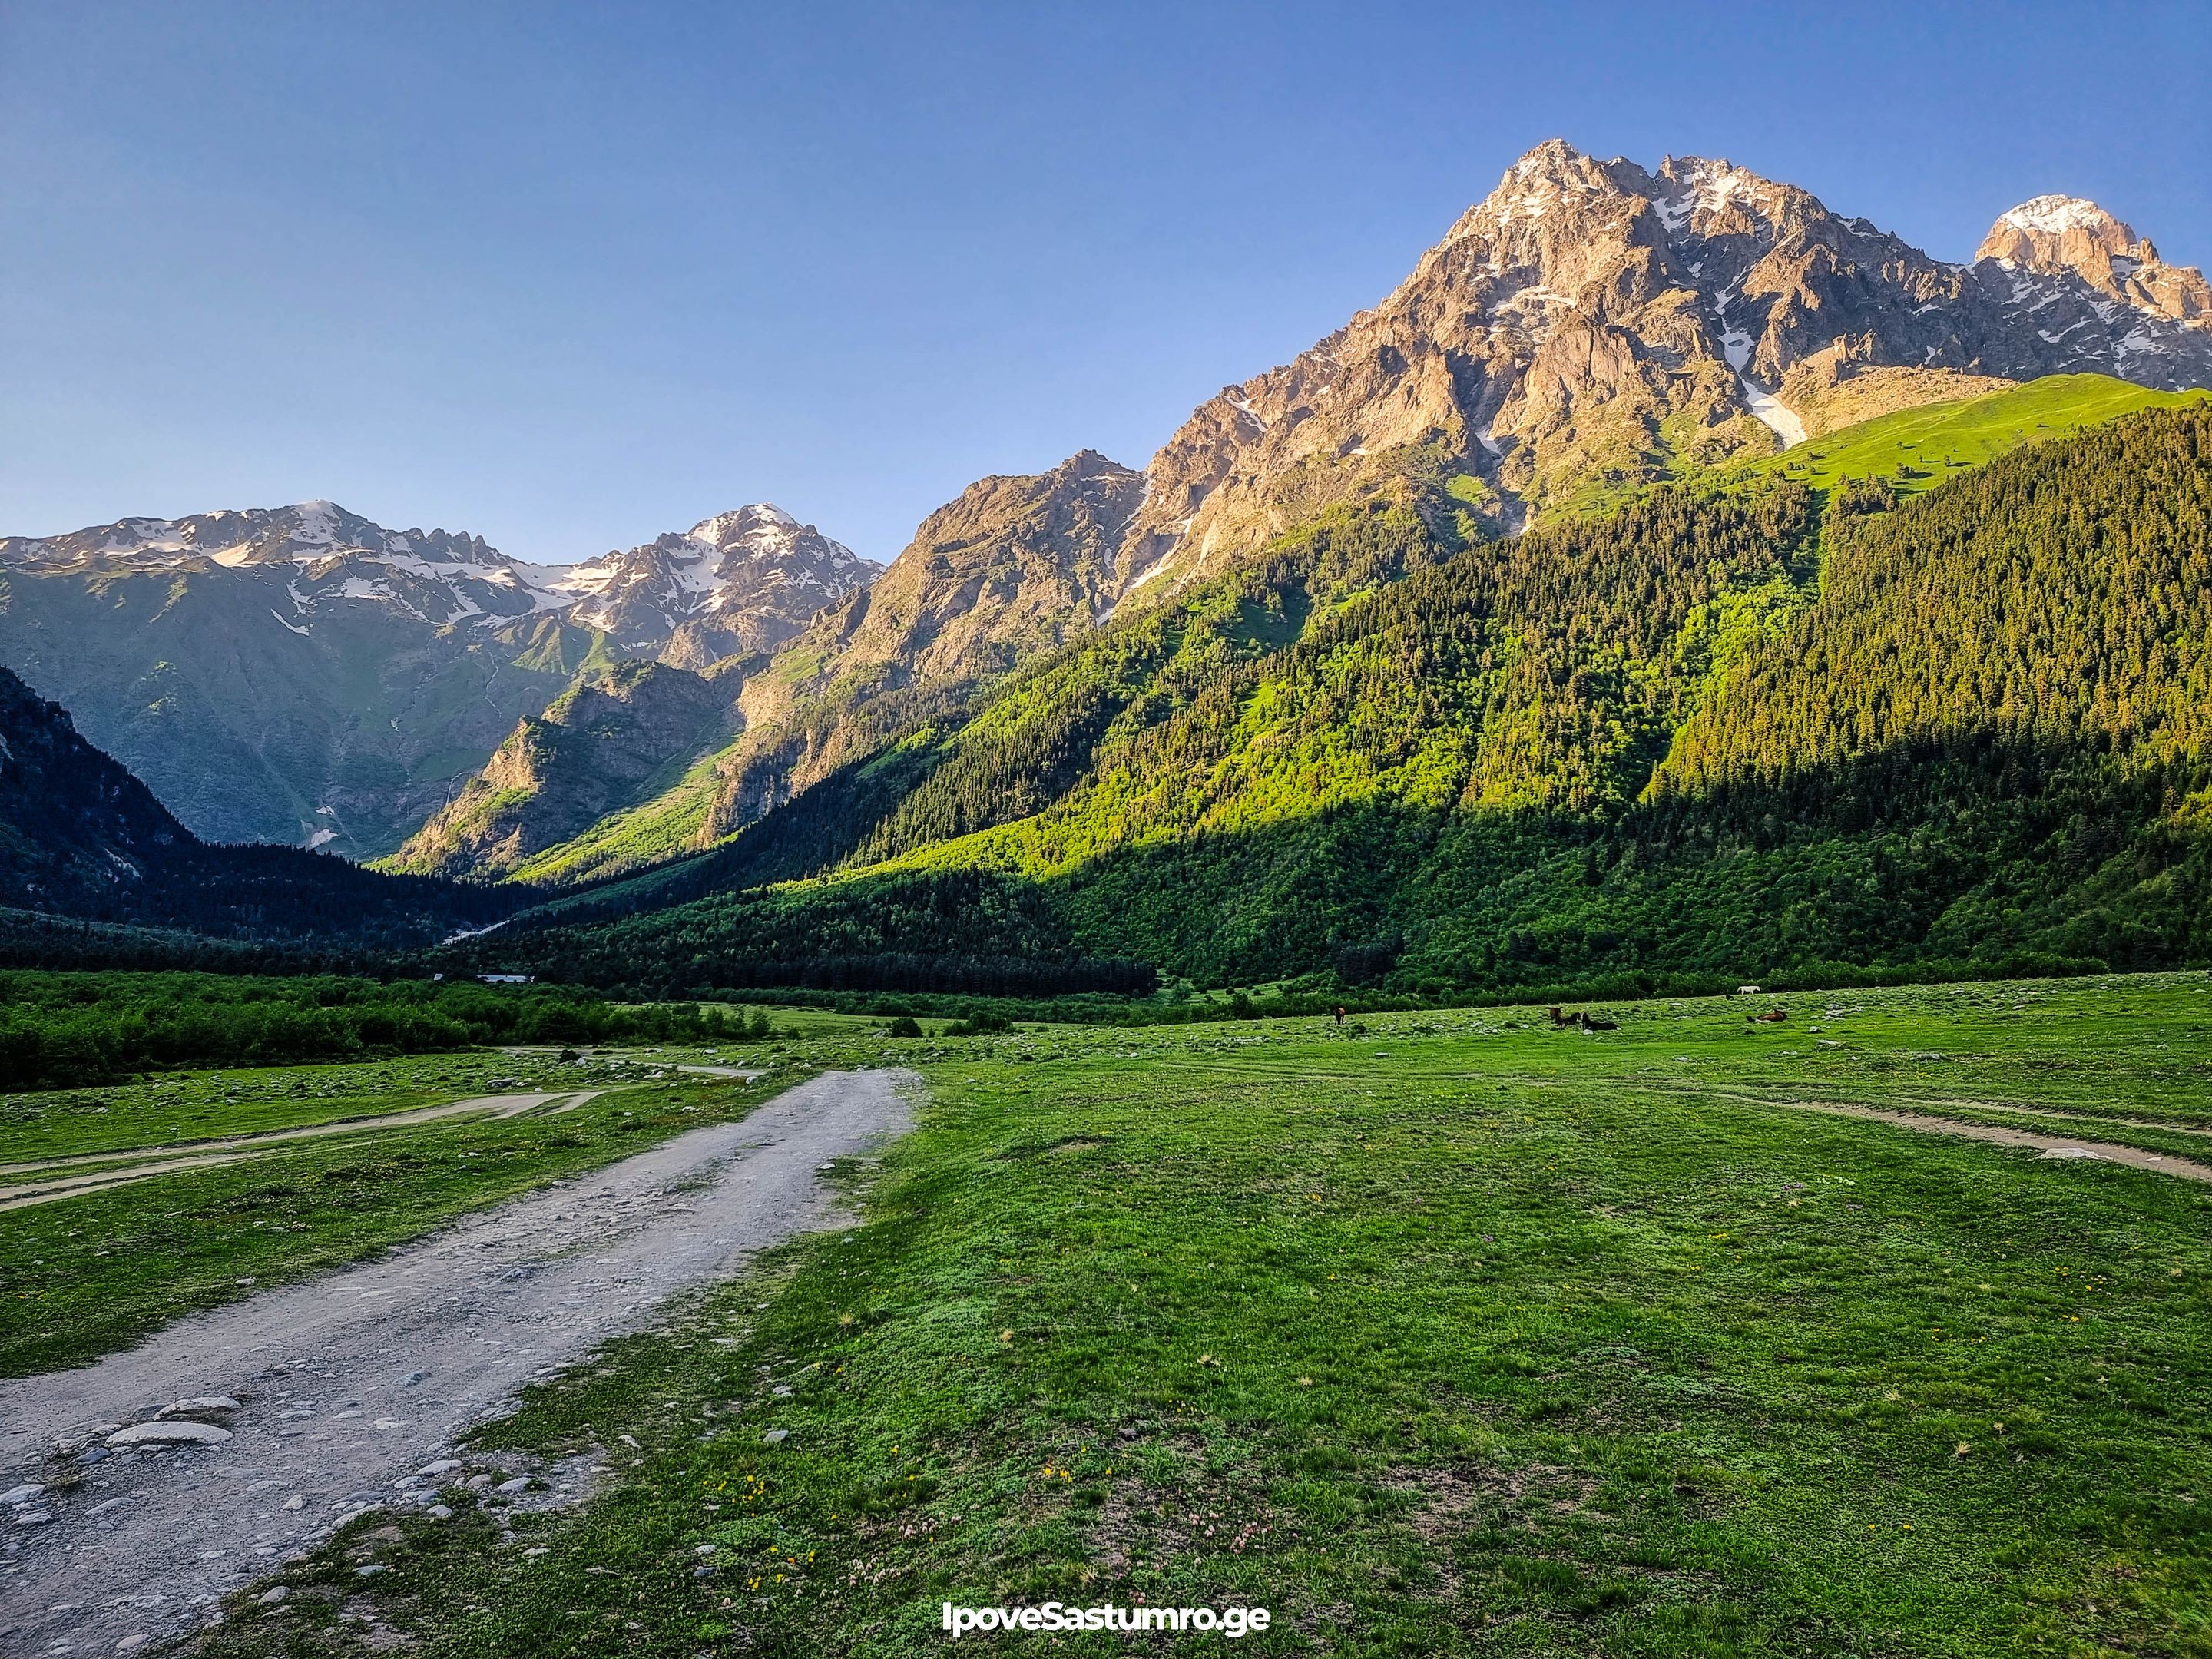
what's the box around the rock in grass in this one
[258,1586,288,1605]
[495,1476,531,1495]
[108,1422,233,1448]
[763,1429,790,1445]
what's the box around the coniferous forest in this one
[442,408,2212,999]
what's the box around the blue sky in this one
[4,1,2207,563]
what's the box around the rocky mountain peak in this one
[1988,194,2134,245]
[732,450,1142,732]
[1101,144,2212,602]
[0,501,506,577]
[689,502,800,544]
[546,505,879,661]
[1977,196,2209,325]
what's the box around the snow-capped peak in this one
[1995,195,2123,238]
[538,505,879,651]
[690,502,800,544]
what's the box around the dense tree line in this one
[0,908,324,974]
[0,972,743,1091]
[443,868,1156,1000]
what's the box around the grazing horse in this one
[1747,1007,1790,1023]
[1579,1012,1619,1031]
[1332,1005,1347,1026]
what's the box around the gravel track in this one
[0,1068,913,1656]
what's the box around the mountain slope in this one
[452,372,2197,893]
[466,450,1153,888]
[384,659,748,881]
[0,664,194,913]
[458,406,2212,996]
[0,667,510,946]
[1743,373,2209,502]
[0,503,606,856]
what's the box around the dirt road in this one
[0,1068,913,1656]
[1662,1084,2212,1182]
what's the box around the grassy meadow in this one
[1744,373,2211,502]
[81,970,2198,1658]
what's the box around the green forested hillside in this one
[455,406,2212,998]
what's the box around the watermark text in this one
[942,1601,1270,1637]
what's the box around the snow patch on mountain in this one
[538,505,881,651]
[1996,196,2119,237]
[0,500,882,656]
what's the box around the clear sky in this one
[4,0,2207,564]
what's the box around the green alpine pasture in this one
[1747,373,2211,502]
[177,971,2212,1658]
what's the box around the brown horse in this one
[1747,1007,1790,1023]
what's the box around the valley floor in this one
[5,972,2210,1655]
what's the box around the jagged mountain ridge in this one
[0,501,561,632]
[1977,196,2211,326]
[0,499,872,856]
[542,505,880,664]
[0,498,873,654]
[1111,140,2212,592]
